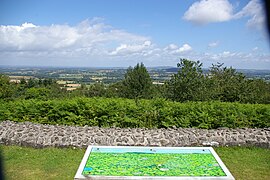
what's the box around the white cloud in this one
[201,50,270,67]
[109,41,152,56]
[252,47,259,51]
[163,44,178,51]
[163,43,192,54]
[0,19,269,69]
[208,41,219,48]
[183,0,266,32]
[177,44,192,53]
[157,48,270,69]
[0,19,149,54]
[183,0,233,25]
[18,22,37,30]
[233,0,266,30]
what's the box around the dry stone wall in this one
[0,121,269,148]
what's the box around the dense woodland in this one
[1,59,270,129]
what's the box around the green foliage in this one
[208,63,246,102]
[1,59,270,104]
[70,83,107,98]
[165,60,270,104]
[166,59,207,102]
[122,63,153,99]
[206,63,270,103]
[1,58,270,107]
[25,87,51,100]
[240,79,270,104]
[1,97,269,129]
[0,75,17,100]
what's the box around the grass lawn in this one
[215,147,270,180]
[0,145,269,180]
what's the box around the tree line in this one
[1,59,270,104]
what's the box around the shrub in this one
[0,97,269,129]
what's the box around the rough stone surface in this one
[0,121,269,148]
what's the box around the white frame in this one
[74,146,235,180]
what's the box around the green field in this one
[1,146,269,180]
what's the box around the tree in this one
[122,63,152,99]
[85,83,107,97]
[25,87,51,100]
[165,59,206,102]
[106,82,123,98]
[240,79,270,104]
[27,78,37,88]
[209,63,246,102]
[20,78,27,85]
[0,75,15,100]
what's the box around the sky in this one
[0,0,270,69]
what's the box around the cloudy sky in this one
[0,0,269,69]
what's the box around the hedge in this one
[0,97,269,129]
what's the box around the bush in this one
[0,97,269,129]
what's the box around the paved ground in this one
[0,121,269,148]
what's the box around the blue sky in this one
[0,0,269,69]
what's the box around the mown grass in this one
[0,145,269,180]
[216,147,270,180]
[0,146,85,180]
